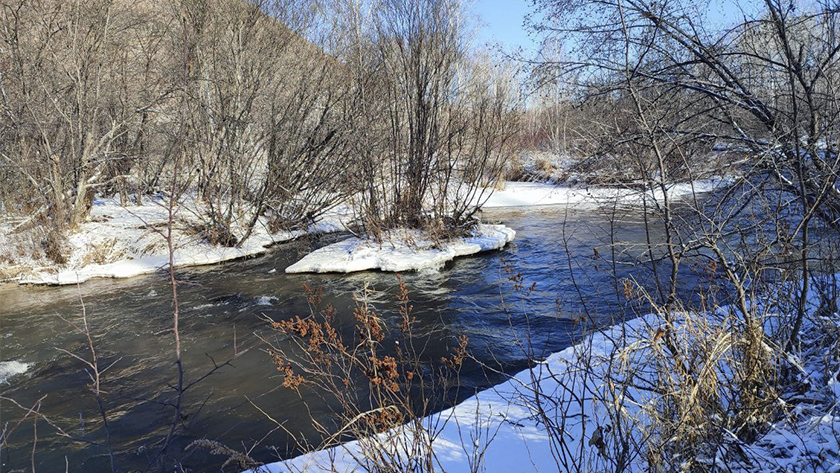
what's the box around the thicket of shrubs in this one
[0,0,521,254]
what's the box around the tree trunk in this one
[50,154,65,220]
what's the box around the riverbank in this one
[483,178,728,208]
[260,291,840,473]
[0,179,729,285]
[0,197,350,285]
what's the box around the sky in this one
[469,0,764,56]
[470,0,537,54]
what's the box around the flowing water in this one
[0,206,708,471]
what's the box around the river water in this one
[0,206,704,471]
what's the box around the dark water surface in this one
[0,206,704,471]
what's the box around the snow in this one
[750,414,840,473]
[285,224,515,274]
[1,178,729,285]
[0,360,31,384]
[255,296,278,306]
[483,179,727,208]
[253,300,839,473]
[2,197,349,286]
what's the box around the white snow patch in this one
[6,198,350,286]
[483,179,728,209]
[285,224,515,274]
[0,361,31,384]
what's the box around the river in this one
[0,205,703,471]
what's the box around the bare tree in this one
[532,0,839,331]
[518,0,840,469]
[0,0,170,228]
[340,0,519,239]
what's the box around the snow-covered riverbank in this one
[1,179,729,285]
[256,300,840,473]
[285,224,515,273]
[483,178,728,208]
[0,197,349,285]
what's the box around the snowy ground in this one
[0,178,727,285]
[285,224,515,273]
[483,178,728,208]
[254,300,840,473]
[0,197,349,286]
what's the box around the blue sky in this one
[470,0,537,53]
[469,0,763,55]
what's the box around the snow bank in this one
[256,305,839,473]
[19,228,303,286]
[7,198,349,286]
[2,178,727,285]
[0,360,31,384]
[483,179,727,208]
[285,224,515,274]
[259,316,654,473]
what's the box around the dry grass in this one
[534,156,555,174]
[262,279,470,472]
[79,238,127,266]
[497,264,799,473]
[504,158,527,182]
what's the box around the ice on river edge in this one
[285,224,516,274]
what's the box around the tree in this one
[531,0,840,227]
[342,0,519,238]
[0,0,170,228]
